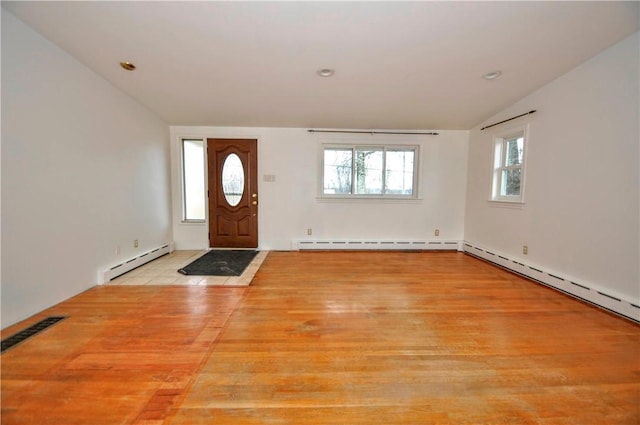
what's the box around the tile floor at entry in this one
[108,250,268,286]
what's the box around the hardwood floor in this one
[1,285,248,425]
[2,251,639,424]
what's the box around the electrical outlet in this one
[307,228,313,236]
[134,239,139,248]
[435,229,440,237]
[523,245,528,255]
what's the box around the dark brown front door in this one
[207,138,258,248]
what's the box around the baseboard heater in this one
[295,239,463,251]
[98,244,171,284]
[463,241,639,323]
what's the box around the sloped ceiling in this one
[3,1,639,129]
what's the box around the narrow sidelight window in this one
[182,139,205,221]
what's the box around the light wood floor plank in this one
[169,251,640,425]
[1,285,247,425]
[2,251,638,424]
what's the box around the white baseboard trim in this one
[98,243,172,284]
[293,239,463,251]
[463,241,639,323]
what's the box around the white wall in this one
[170,127,469,251]
[465,32,639,303]
[1,10,172,328]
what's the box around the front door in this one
[207,138,258,248]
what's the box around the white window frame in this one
[490,124,528,203]
[181,138,206,222]
[320,144,420,199]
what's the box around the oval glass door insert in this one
[222,153,244,206]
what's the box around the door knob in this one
[252,201,258,205]
[252,193,257,198]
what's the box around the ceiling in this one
[3,1,639,130]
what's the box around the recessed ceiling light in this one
[317,68,335,77]
[120,61,136,71]
[483,70,502,80]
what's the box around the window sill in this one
[317,196,422,204]
[181,220,206,224]
[487,199,525,209]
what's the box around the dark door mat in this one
[178,250,258,276]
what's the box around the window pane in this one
[385,150,414,195]
[505,137,524,166]
[501,168,521,196]
[183,139,205,220]
[355,148,383,194]
[324,149,352,194]
[221,153,244,207]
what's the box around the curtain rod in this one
[480,110,536,131]
[308,129,439,136]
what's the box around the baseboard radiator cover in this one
[463,241,639,323]
[294,239,463,251]
[98,244,172,284]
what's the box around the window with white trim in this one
[322,145,418,198]
[491,127,526,202]
[181,138,206,221]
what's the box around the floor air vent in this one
[1,316,67,353]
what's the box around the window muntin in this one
[322,145,418,198]
[181,139,206,221]
[491,128,526,202]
